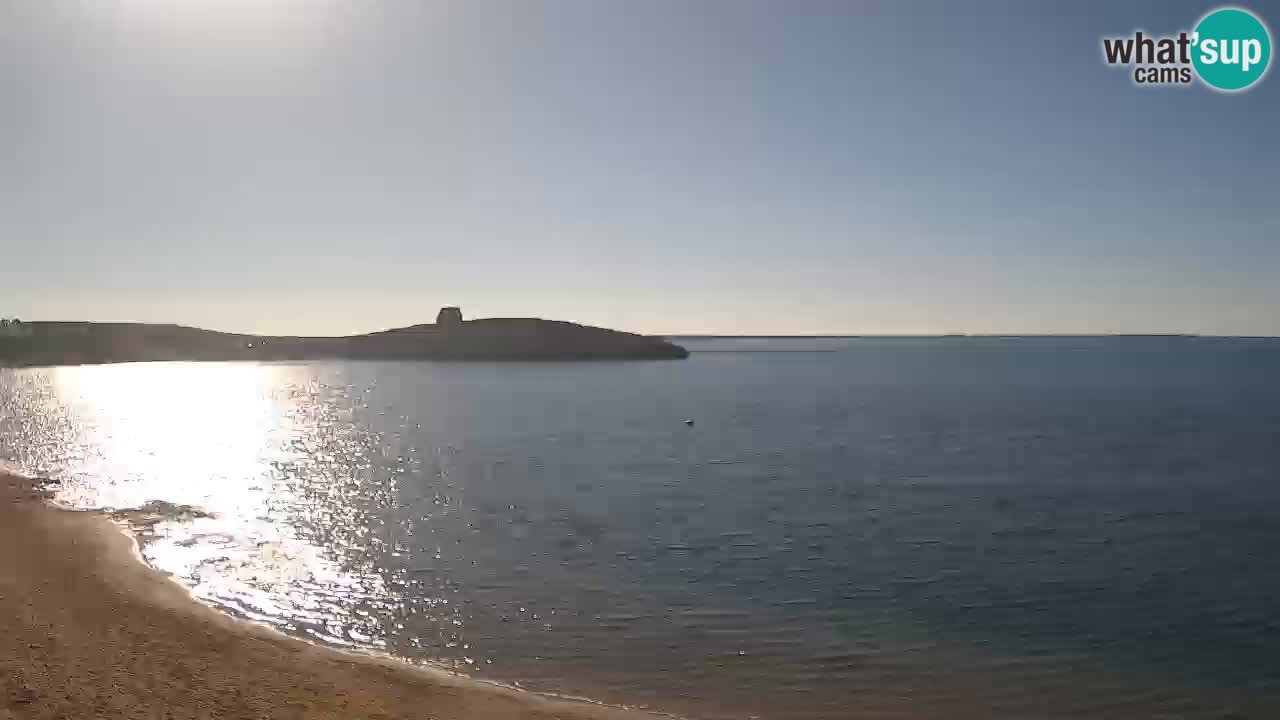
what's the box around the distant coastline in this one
[669,333,1277,339]
[669,334,1280,354]
[0,309,689,367]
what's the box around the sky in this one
[2,0,1278,336]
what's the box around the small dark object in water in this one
[685,419,695,426]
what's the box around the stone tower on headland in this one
[435,306,463,329]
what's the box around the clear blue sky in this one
[3,1,1277,335]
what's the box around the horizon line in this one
[8,320,1280,341]
[663,333,1280,340]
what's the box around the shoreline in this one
[0,470,666,720]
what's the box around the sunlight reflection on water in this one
[18,363,419,653]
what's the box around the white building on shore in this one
[0,318,32,337]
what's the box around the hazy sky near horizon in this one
[3,1,1278,336]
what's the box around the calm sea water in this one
[3,337,1280,719]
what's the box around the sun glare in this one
[108,0,340,39]
[50,362,285,512]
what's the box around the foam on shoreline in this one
[0,469,669,720]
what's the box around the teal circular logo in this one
[1192,7,1272,91]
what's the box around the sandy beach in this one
[0,471,659,720]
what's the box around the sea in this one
[2,336,1279,719]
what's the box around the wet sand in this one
[0,471,660,720]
